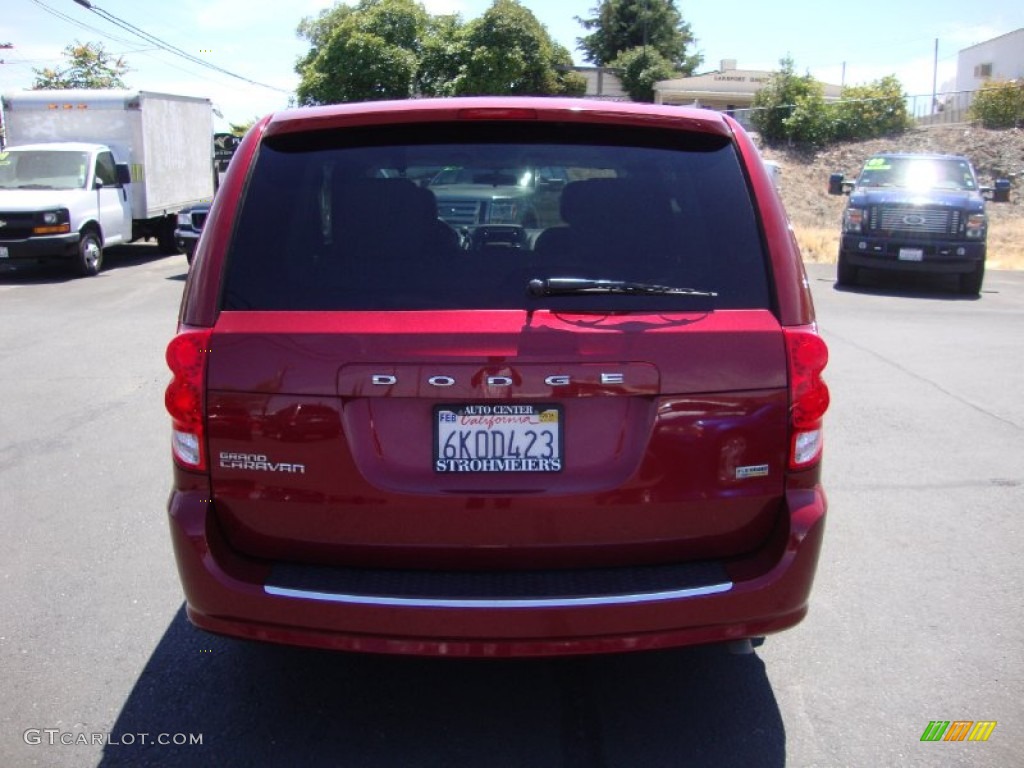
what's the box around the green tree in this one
[831,76,911,140]
[576,0,701,73]
[295,0,427,105]
[296,3,356,55]
[229,118,259,137]
[417,14,468,97]
[553,48,588,97]
[610,46,677,102]
[296,0,582,103]
[32,40,129,90]
[452,0,584,96]
[780,85,832,147]
[969,78,1024,128]
[751,57,831,145]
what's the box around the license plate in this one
[0,246,8,259]
[899,248,924,262]
[434,404,563,473]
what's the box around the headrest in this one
[559,178,670,230]
[333,178,435,229]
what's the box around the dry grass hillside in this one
[760,125,1024,270]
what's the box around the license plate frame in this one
[898,248,924,262]
[434,403,563,473]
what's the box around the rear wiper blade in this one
[529,277,717,298]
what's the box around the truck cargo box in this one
[1,89,214,217]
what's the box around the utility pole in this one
[931,38,939,114]
[0,46,9,149]
[642,0,650,60]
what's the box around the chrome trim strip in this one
[264,581,733,608]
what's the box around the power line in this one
[70,0,289,94]
[29,0,150,52]
[24,0,265,99]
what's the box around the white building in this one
[571,67,628,100]
[954,28,1024,92]
[653,60,842,122]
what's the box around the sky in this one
[2,0,1023,131]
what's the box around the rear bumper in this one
[168,485,827,657]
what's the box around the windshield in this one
[0,149,91,190]
[222,121,771,312]
[857,156,977,192]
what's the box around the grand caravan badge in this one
[219,452,306,474]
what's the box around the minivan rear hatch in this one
[205,118,788,570]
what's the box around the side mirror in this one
[992,178,1011,203]
[115,163,131,185]
[827,173,845,196]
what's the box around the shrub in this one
[831,76,911,140]
[752,57,832,146]
[753,60,912,148]
[969,79,1024,128]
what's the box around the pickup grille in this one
[0,212,37,240]
[190,210,208,231]
[871,206,960,236]
[436,198,481,227]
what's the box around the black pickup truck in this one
[829,153,1010,295]
[174,202,209,265]
[426,165,568,250]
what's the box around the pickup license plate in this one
[434,404,563,473]
[899,248,924,262]
[0,246,8,259]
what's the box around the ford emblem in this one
[902,214,926,225]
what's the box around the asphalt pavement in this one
[0,248,1020,767]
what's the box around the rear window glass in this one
[222,121,770,312]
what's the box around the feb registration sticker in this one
[434,404,563,473]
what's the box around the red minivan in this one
[166,97,829,657]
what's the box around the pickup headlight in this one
[965,213,986,239]
[842,207,866,233]
[177,212,192,228]
[33,209,71,235]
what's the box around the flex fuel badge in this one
[736,464,770,479]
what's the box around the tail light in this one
[784,327,830,469]
[165,328,212,470]
[457,107,538,120]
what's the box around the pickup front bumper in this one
[0,233,81,266]
[840,234,984,274]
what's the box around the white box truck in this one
[0,89,214,275]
